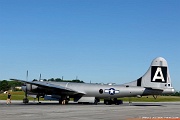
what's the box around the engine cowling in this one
[22,84,38,92]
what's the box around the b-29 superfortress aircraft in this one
[11,57,175,105]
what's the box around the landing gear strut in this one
[153,95,158,99]
[94,98,100,105]
[23,98,29,104]
[23,70,29,104]
[23,86,29,104]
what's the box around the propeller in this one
[25,70,28,98]
[23,70,29,104]
[37,73,42,103]
[39,73,41,81]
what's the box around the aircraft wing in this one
[10,79,85,95]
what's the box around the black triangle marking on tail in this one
[137,77,142,86]
[151,66,167,83]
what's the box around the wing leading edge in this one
[10,79,85,95]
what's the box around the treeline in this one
[0,80,22,92]
[171,91,180,96]
[33,78,84,83]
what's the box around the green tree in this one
[8,81,22,87]
[72,80,84,83]
[0,80,10,91]
[48,78,55,81]
[55,78,62,82]
[172,91,180,96]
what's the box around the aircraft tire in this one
[115,102,120,105]
[59,99,62,104]
[104,100,112,105]
[116,100,123,105]
[23,98,29,104]
[94,98,99,105]
[65,100,69,104]
[104,100,108,105]
[94,100,98,105]
[105,101,109,105]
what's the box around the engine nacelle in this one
[22,84,38,92]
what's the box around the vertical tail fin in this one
[141,57,172,89]
[125,57,173,90]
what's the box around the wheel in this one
[94,100,98,105]
[104,100,108,105]
[118,100,123,104]
[115,101,120,105]
[59,99,62,104]
[94,98,99,105]
[114,100,123,105]
[23,98,29,104]
[65,100,69,104]
[104,100,112,105]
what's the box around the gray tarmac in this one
[0,100,180,120]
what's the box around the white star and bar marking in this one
[104,88,120,95]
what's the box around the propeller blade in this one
[39,74,41,81]
[25,70,28,98]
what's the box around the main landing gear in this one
[23,88,29,104]
[104,98,123,105]
[23,98,29,104]
[59,96,70,105]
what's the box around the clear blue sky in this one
[0,0,180,90]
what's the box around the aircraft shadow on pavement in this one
[132,104,163,106]
[15,101,113,105]
[2,101,173,106]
